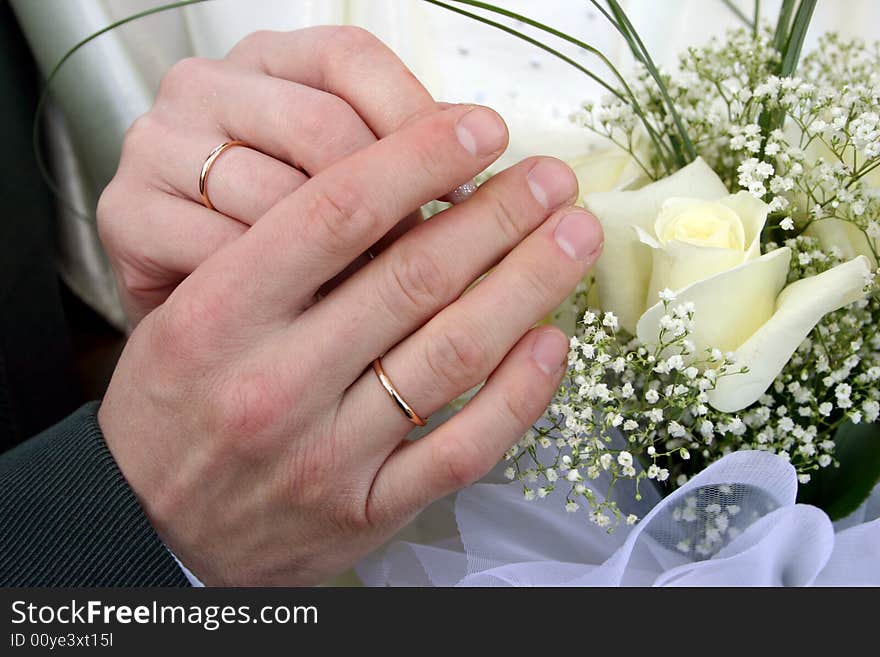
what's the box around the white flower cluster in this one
[729,36,880,244]
[505,290,743,530]
[509,253,879,525]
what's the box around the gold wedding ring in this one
[372,357,427,426]
[198,140,248,210]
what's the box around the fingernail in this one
[553,210,602,261]
[455,107,507,157]
[531,329,568,375]
[443,180,478,204]
[527,159,576,210]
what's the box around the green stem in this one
[444,0,676,172]
[720,0,752,27]
[773,0,797,54]
[427,0,623,99]
[757,0,815,161]
[33,0,212,214]
[602,1,697,163]
[853,158,880,185]
[753,0,761,37]
[779,0,816,77]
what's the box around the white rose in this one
[636,193,767,308]
[569,133,650,200]
[584,158,872,412]
[548,136,650,334]
[807,217,878,264]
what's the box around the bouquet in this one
[432,1,880,543]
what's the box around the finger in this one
[301,156,578,384]
[200,63,377,174]
[367,327,569,522]
[196,141,308,224]
[340,207,602,446]
[98,191,247,323]
[226,26,437,137]
[138,126,308,225]
[155,59,427,267]
[152,58,379,171]
[319,205,425,296]
[190,104,509,320]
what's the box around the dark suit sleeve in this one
[0,402,189,587]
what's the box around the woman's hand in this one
[97,26,454,326]
[98,101,603,585]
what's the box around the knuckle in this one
[176,291,226,334]
[209,370,285,444]
[96,184,124,252]
[120,113,160,160]
[327,499,371,533]
[304,183,382,256]
[487,186,533,243]
[412,128,454,180]
[384,247,449,318]
[516,259,558,306]
[312,96,367,151]
[288,446,333,505]
[423,320,490,391]
[327,25,382,58]
[116,263,156,299]
[229,29,274,58]
[154,290,224,362]
[431,434,491,490]
[159,57,214,97]
[316,89,356,122]
[500,377,543,429]
[320,27,390,90]
[287,445,371,530]
[281,93,355,158]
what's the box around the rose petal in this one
[654,197,746,251]
[718,192,769,260]
[807,218,879,266]
[570,148,648,198]
[708,255,872,412]
[643,239,748,306]
[585,158,729,333]
[637,247,791,357]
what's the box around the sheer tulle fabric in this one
[358,450,880,586]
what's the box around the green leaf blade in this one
[797,421,880,521]
[780,0,817,77]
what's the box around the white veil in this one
[358,450,880,586]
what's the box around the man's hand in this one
[99,99,603,585]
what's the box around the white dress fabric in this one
[358,450,880,586]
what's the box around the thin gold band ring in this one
[372,357,427,426]
[198,140,248,210]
